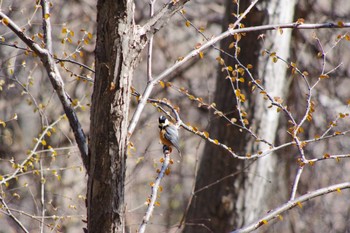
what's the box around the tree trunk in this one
[184,0,296,232]
[87,0,136,232]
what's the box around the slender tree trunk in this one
[184,0,296,232]
[87,1,136,232]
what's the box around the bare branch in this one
[55,57,95,73]
[146,0,156,82]
[41,0,53,53]
[289,166,304,200]
[39,2,51,230]
[231,182,350,233]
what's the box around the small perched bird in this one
[158,115,180,154]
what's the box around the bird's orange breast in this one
[159,130,172,147]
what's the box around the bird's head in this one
[159,115,169,128]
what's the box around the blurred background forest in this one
[1,0,350,232]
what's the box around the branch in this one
[0,11,88,170]
[289,166,304,200]
[146,0,156,82]
[139,0,189,41]
[231,182,350,233]
[55,57,95,73]
[41,0,52,53]
[138,150,171,233]
[144,96,181,125]
[39,2,51,230]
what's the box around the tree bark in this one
[184,0,296,232]
[87,0,136,232]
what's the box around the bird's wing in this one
[164,125,180,152]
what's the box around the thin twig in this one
[289,166,304,200]
[39,157,46,233]
[55,58,95,73]
[39,1,51,229]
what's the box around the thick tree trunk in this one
[184,0,296,232]
[87,1,136,232]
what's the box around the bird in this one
[158,115,180,155]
